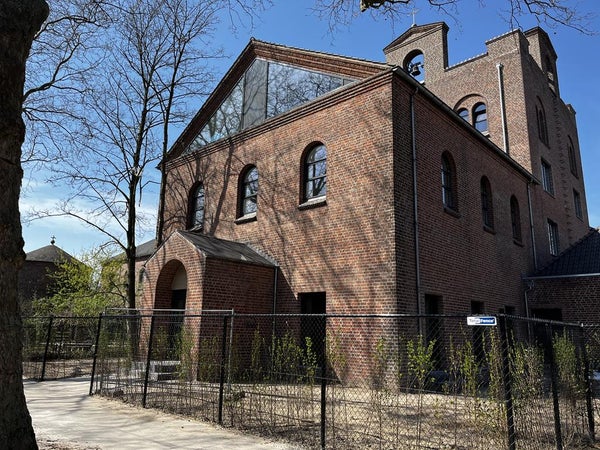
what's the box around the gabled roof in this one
[165,39,387,162]
[383,22,448,54]
[26,244,77,264]
[533,228,600,277]
[136,238,157,259]
[178,231,276,267]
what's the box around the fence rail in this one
[22,315,100,381]
[24,312,600,449]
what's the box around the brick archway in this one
[154,259,186,310]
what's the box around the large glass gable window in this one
[304,145,327,201]
[188,60,354,153]
[267,63,345,117]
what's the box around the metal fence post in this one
[546,323,563,450]
[320,315,327,450]
[579,324,595,441]
[40,315,54,382]
[499,315,516,450]
[89,313,104,396]
[218,314,229,425]
[142,314,156,408]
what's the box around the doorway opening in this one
[299,292,326,368]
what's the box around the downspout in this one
[410,85,423,319]
[527,181,538,272]
[497,63,510,154]
[271,265,279,343]
[523,279,534,341]
[271,266,278,315]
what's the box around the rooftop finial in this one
[50,235,56,245]
[410,7,419,27]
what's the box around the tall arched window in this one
[441,152,457,211]
[239,165,258,216]
[510,196,522,242]
[188,183,205,230]
[568,137,578,178]
[303,144,327,201]
[457,108,469,122]
[480,176,494,229]
[536,99,549,145]
[473,103,488,132]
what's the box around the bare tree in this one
[22,0,110,167]
[316,0,595,33]
[0,1,49,448]
[34,0,223,308]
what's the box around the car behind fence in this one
[23,312,600,449]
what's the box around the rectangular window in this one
[541,160,554,195]
[547,219,559,256]
[574,189,583,219]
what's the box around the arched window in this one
[473,103,488,133]
[510,196,522,242]
[188,183,205,230]
[536,99,549,145]
[480,176,494,229]
[457,108,469,122]
[441,152,457,211]
[303,144,327,201]
[239,166,258,216]
[568,137,578,177]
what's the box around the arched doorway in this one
[171,265,187,310]
[154,260,188,358]
[168,265,187,357]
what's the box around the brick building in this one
[18,241,78,314]
[138,23,592,342]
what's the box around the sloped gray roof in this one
[136,239,157,259]
[534,228,600,277]
[178,231,276,267]
[26,245,77,264]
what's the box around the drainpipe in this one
[497,63,510,154]
[410,85,423,320]
[527,181,538,272]
[271,266,279,343]
[523,279,534,341]
[271,266,278,315]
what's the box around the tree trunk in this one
[0,1,49,448]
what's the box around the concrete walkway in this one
[25,378,299,449]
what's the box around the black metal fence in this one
[22,315,100,381]
[24,312,600,449]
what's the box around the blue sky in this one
[21,0,600,256]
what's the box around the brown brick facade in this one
[136,24,593,376]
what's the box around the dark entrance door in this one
[300,292,326,368]
[168,289,187,358]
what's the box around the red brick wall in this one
[162,73,399,316]
[384,26,589,270]
[202,259,274,314]
[140,232,205,311]
[393,79,534,317]
[155,68,544,325]
[528,276,600,324]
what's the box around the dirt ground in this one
[37,436,99,450]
